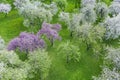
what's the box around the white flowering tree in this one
[59,12,82,36]
[14,0,58,31]
[57,41,81,63]
[104,14,120,39]
[93,67,120,80]
[0,50,28,80]
[0,49,51,80]
[93,47,120,80]
[105,48,120,69]
[81,0,96,8]
[14,0,29,9]
[95,2,108,22]
[81,4,97,24]
[109,2,120,16]
[0,3,11,17]
[74,24,105,53]
[28,49,51,80]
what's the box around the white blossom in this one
[28,49,51,79]
[104,14,120,39]
[93,67,120,80]
[109,2,120,16]
[0,3,11,14]
[95,2,108,20]
[114,0,120,3]
[59,12,82,32]
[105,48,120,69]
[17,0,58,27]
[0,50,28,80]
[14,0,30,9]
[81,4,96,24]
[81,0,96,7]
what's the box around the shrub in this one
[57,41,81,63]
[104,14,120,39]
[37,22,61,46]
[7,32,45,53]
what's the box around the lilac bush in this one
[37,22,61,46]
[7,32,45,53]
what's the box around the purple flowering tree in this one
[7,32,45,53]
[37,22,61,46]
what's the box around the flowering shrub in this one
[15,0,58,28]
[0,36,5,50]
[104,14,120,39]
[93,47,120,80]
[105,48,120,69]
[7,32,45,53]
[59,12,82,36]
[0,49,51,80]
[81,4,96,24]
[95,2,108,21]
[109,2,120,16]
[57,41,81,63]
[0,3,11,14]
[37,22,61,46]
[74,24,105,54]
[93,67,120,80]
[81,0,96,7]
[0,50,28,80]
[14,0,29,9]
[28,49,51,80]
[59,12,70,26]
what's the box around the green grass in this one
[0,0,115,80]
[0,10,26,42]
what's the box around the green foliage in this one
[54,0,67,11]
[58,41,81,63]
[0,0,7,3]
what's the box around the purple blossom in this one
[7,32,45,53]
[37,22,61,45]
